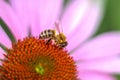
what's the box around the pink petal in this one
[9,0,40,36]
[65,0,104,51]
[0,1,27,39]
[10,0,63,36]
[35,0,63,35]
[78,71,116,80]
[61,0,90,36]
[0,26,11,48]
[0,47,5,65]
[71,32,120,61]
[78,56,120,74]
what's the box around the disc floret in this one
[0,37,77,79]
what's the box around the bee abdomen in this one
[39,29,55,39]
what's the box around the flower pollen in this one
[0,37,77,79]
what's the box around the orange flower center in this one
[0,37,77,79]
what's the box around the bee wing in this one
[54,21,63,34]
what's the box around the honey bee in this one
[39,22,68,48]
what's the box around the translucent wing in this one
[54,21,63,34]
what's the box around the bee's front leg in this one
[46,38,52,44]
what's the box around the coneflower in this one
[0,0,120,80]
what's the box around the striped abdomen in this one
[39,29,55,39]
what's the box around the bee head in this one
[59,41,68,48]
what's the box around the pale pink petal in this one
[71,32,120,61]
[0,47,5,59]
[0,47,5,65]
[65,0,104,51]
[35,0,63,36]
[78,56,120,74]
[61,0,90,36]
[10,0,63,36]
[78,71,116,80]
[9,0,33,27]
[10,0,40,36]
[0,26,11,48]
[0,0,27,39]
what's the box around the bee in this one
[39,22,68,48]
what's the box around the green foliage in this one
[0,18,16,42]
[96,0,120,35]
[114,74,120,80]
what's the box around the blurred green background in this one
[96,0,120,34]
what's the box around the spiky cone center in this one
[0,37,77,79]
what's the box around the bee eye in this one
[60,42,68,47]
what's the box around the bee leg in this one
[58,46,63,49]
[46,39,52,44]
